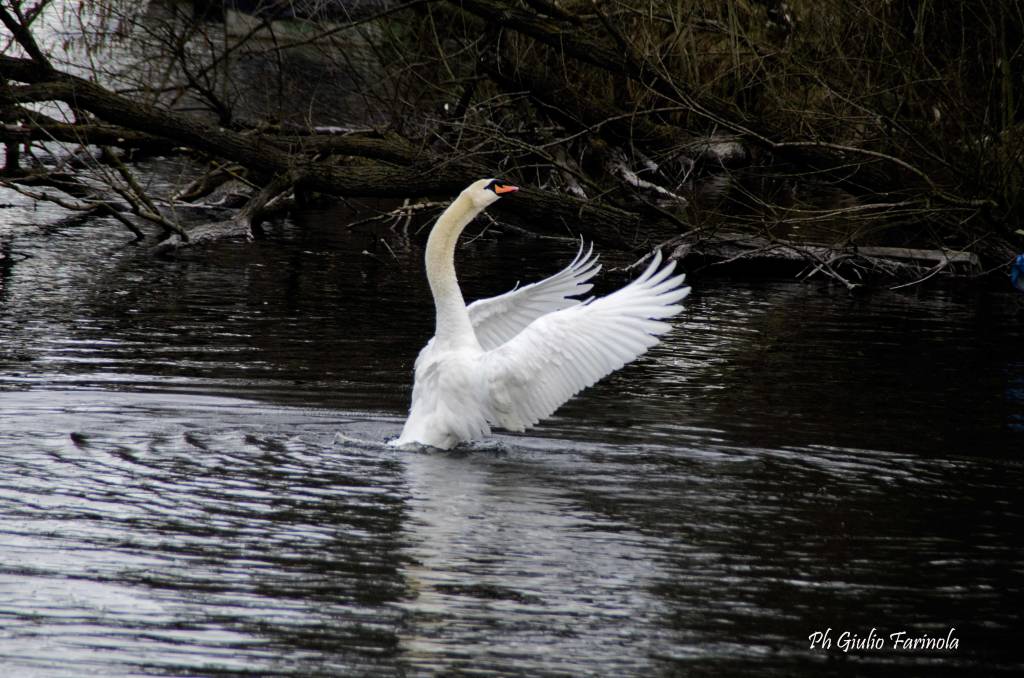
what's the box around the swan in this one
[390,178,691,449]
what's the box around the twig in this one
[100,146,160,214]
[92,148,189,239]
[889,260,948,290]
[343,200,446,230]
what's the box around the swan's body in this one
[391,178,691,449]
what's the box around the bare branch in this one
[0,2,53,71]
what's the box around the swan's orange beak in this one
[494,183,519,194]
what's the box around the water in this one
[1,204,1022,676]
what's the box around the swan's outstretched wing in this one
[483,251,690,431]
[467,242,600,351]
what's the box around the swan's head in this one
[463,178,519,209]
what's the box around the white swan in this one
[390,178,691,449]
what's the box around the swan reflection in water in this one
[396,441,670,674]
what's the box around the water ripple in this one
[1,213,1022,675]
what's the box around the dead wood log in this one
[671,231,982,286]
[2,107,177,154]
[1,54,656,248]
[151,173,295,255]
[173,164,247,203]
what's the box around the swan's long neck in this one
[425,191,483,347]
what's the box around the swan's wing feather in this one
[467,241,601,350]
[483,251,690,431]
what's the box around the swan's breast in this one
[404,343,491,445]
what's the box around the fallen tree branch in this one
[151,172,294,254]
[669,231,982,285]
[98,147,190,239]
[172,162,246,202]
[2,107,177,153]
[0,176,145,239]
[1,53,653,246]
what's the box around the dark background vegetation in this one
[2,0,1022,286]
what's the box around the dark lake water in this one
[1,199,1022,676]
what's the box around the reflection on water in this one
[0,208,1022,676]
